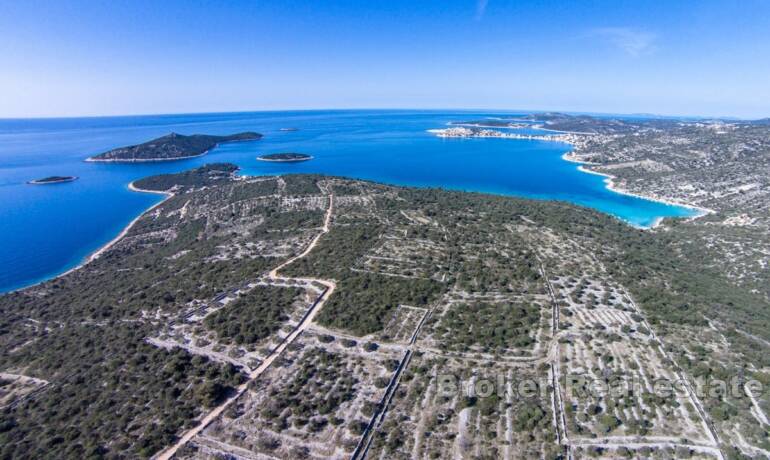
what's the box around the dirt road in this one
[153,190,336,460]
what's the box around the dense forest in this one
[88,132,262,162]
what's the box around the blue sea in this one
[0,110,699,293]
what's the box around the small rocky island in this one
[28,175,78,185]
[86,132,262,162]
[257,152,312,162]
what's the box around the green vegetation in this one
[204,285,304,345]
[513,402,549,431]
[88,132,261,161]
[0,166,297,458]
[283,174,322,196]
[258,152,312,162]
[252,210,325,240]
[3,151,770,457]
[28,176,78,184]
[284,224,383,277]
[133,163,238,191]
[259,348,358,430]
[318,273,443,336]
[435,301,540,352]
[0,323,243,459]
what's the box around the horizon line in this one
[0,107,765,122]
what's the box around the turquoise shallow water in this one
[0,110,699,292]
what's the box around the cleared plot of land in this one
[366,353,560,460]
[149,283,321,372]
[377,304,428,344]
[0,373,48,408]
[657,320,770,457]
[552,273,714,448]
[356,232,449,281]
[178,332,403,460]
[513,222,724,458]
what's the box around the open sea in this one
[0,110,699,292]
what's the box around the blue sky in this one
[1,0,769,118]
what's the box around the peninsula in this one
[4,162,769,459]
[27,175,78,185]
[86,132,262,162]
[257,152,312,162]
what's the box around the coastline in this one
[530,125,598,135]
[428,126,715,227]
[562,152,716,219]
[11,181,173,293]
[84,138,259,163]
[450,122,532,130]
[81,182,174,265]
[447,121,596,135]
[85,152,209,163]
[9,123,715,292]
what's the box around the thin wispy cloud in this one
[590,27,657,57]
[475,0,488,21]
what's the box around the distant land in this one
[86,132,261,162]
[452,113,647,134]
[257,152,312,162]
[27,175,78,185]
[450,119,532,129]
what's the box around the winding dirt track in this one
[153,189,336,460]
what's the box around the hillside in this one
[86,132,262,162]
[1,164,768,459]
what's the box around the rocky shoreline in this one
[427,126,714,226]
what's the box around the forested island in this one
[27,176,78,185]
[257,152,312,162]
[86,132,261,162]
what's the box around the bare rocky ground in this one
[149,282,324,373]
[437,115,770,301]
[566,120,770,301]
[177,331,404,460]
[156,173,763,459]
[0,373,48,408]
[135,169,770,459]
